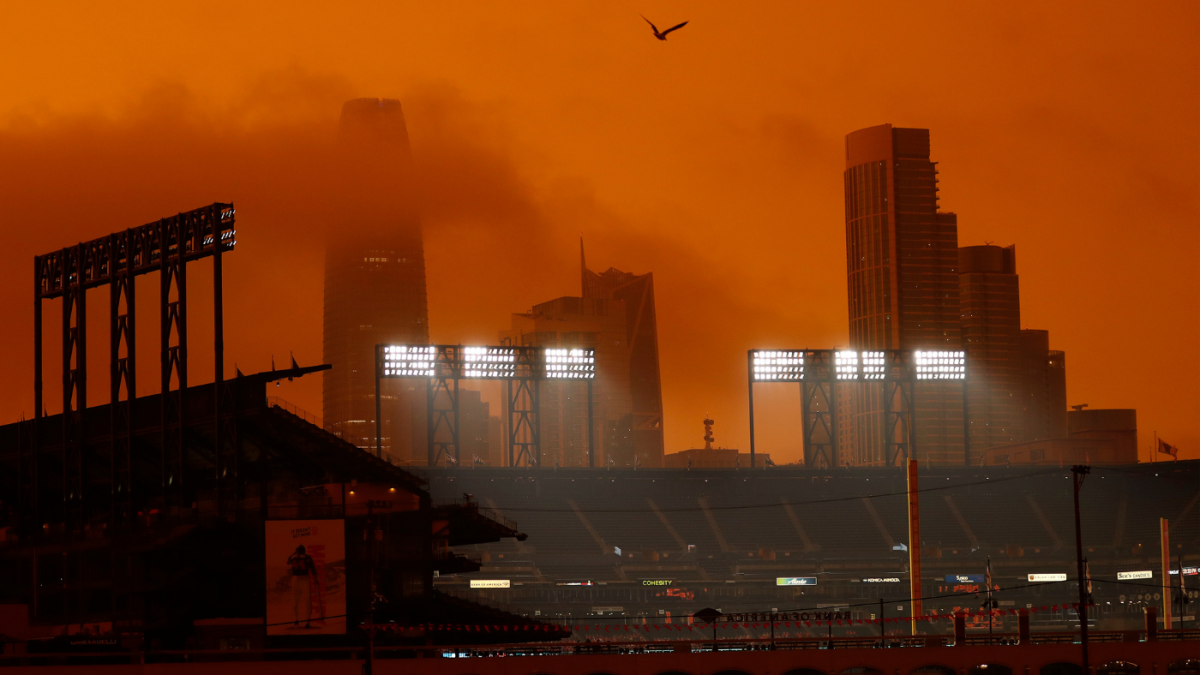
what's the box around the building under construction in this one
[0,204,559,651]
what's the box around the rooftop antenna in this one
[703,415,715,451]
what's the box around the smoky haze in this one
[1,0,1198,462]
[0,72,816,461]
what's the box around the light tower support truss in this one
[375,344,595,468]
[28,203,237,533]
[748,349,965,469]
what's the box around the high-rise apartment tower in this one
[323,98,430,461]
[844,124,964,465]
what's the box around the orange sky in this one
[1,1,1197,462]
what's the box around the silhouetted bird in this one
[641,15,688,41]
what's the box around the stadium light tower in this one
[748,349,966,468]
[375,344,595,468]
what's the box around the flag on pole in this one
[982,556,998,613]
[1158,439,1179,460]
[1084,559,1093,605]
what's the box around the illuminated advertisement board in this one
[946,575,986,584]
[1027,573,1068,582]
[776,577,818,586]
[641,580,675,586]
[861,577,901,583]
[470,579,511,588]
[1116,570,1153,580]
[265,520,346,635]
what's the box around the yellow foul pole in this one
[908,458,922,635]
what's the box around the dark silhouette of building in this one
[1017,329,1068,441]
[0,207,552,649]
[1067,408,1137,460]
[458,389,492,466]
[844,124,964,465]
[582,245,665,467]
[495,247,665,468]
[959,244,1023,452]
[323,98,429,462]
[500,296,631,467]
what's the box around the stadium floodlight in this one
[752,350,804,381]
[544,347,595,379]
[835,350,859,380]
[914,350,966,380]
[860,351,886,380]
[462,346,518,379]
[381,345,435,377]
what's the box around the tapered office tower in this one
[583,247,665,468]
[845,124,964,466]
[323,98,429,462]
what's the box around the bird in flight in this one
[641,15,688,41]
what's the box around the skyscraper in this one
[499,296,631,467]
[959,245,1022,452]
[1018,329,1068,441]
[582,249,665,467]
[323,98,429,462]
[844,124,964,466]
[495,248,665,468]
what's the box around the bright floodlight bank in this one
[751,349,966,382]
[381,345,595,380]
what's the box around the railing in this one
[5,629,1198,665]
[267,396,323,428]
[267,396,384,456]
[434,498,518,532]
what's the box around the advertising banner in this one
[776,577,818,586]
[266,520,346,635]
[1117,570,1153,580]
[946,574,986,584]
[470,579,511,588]
[1027,573,1068,582]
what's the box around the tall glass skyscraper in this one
[323,98,429,462]
[844,124,964,466]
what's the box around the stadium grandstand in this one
[423,462,1199,636]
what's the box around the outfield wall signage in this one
[946,575,986,584]
[776,577,818,586]
[470,579,511,588]
[1117,570,1153,580]
[722,611,849,623]
[1028,573,1068,582]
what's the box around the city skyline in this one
[0,3,1195,461]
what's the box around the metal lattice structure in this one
[376,344,595,468]
[748,349,965,469]
[24,203,237,532]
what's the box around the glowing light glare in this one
[381,344,435,377]
[861,351,887,380]
[835,350,859,380]
[463,346,517,378]
[914,350,966,380]
[544,347,595,379]
[752,350,804,381]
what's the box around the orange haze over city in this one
[0,2,1196,461]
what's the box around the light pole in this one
[1071,465,1091,674]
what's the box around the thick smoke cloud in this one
[0,70,809,458]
